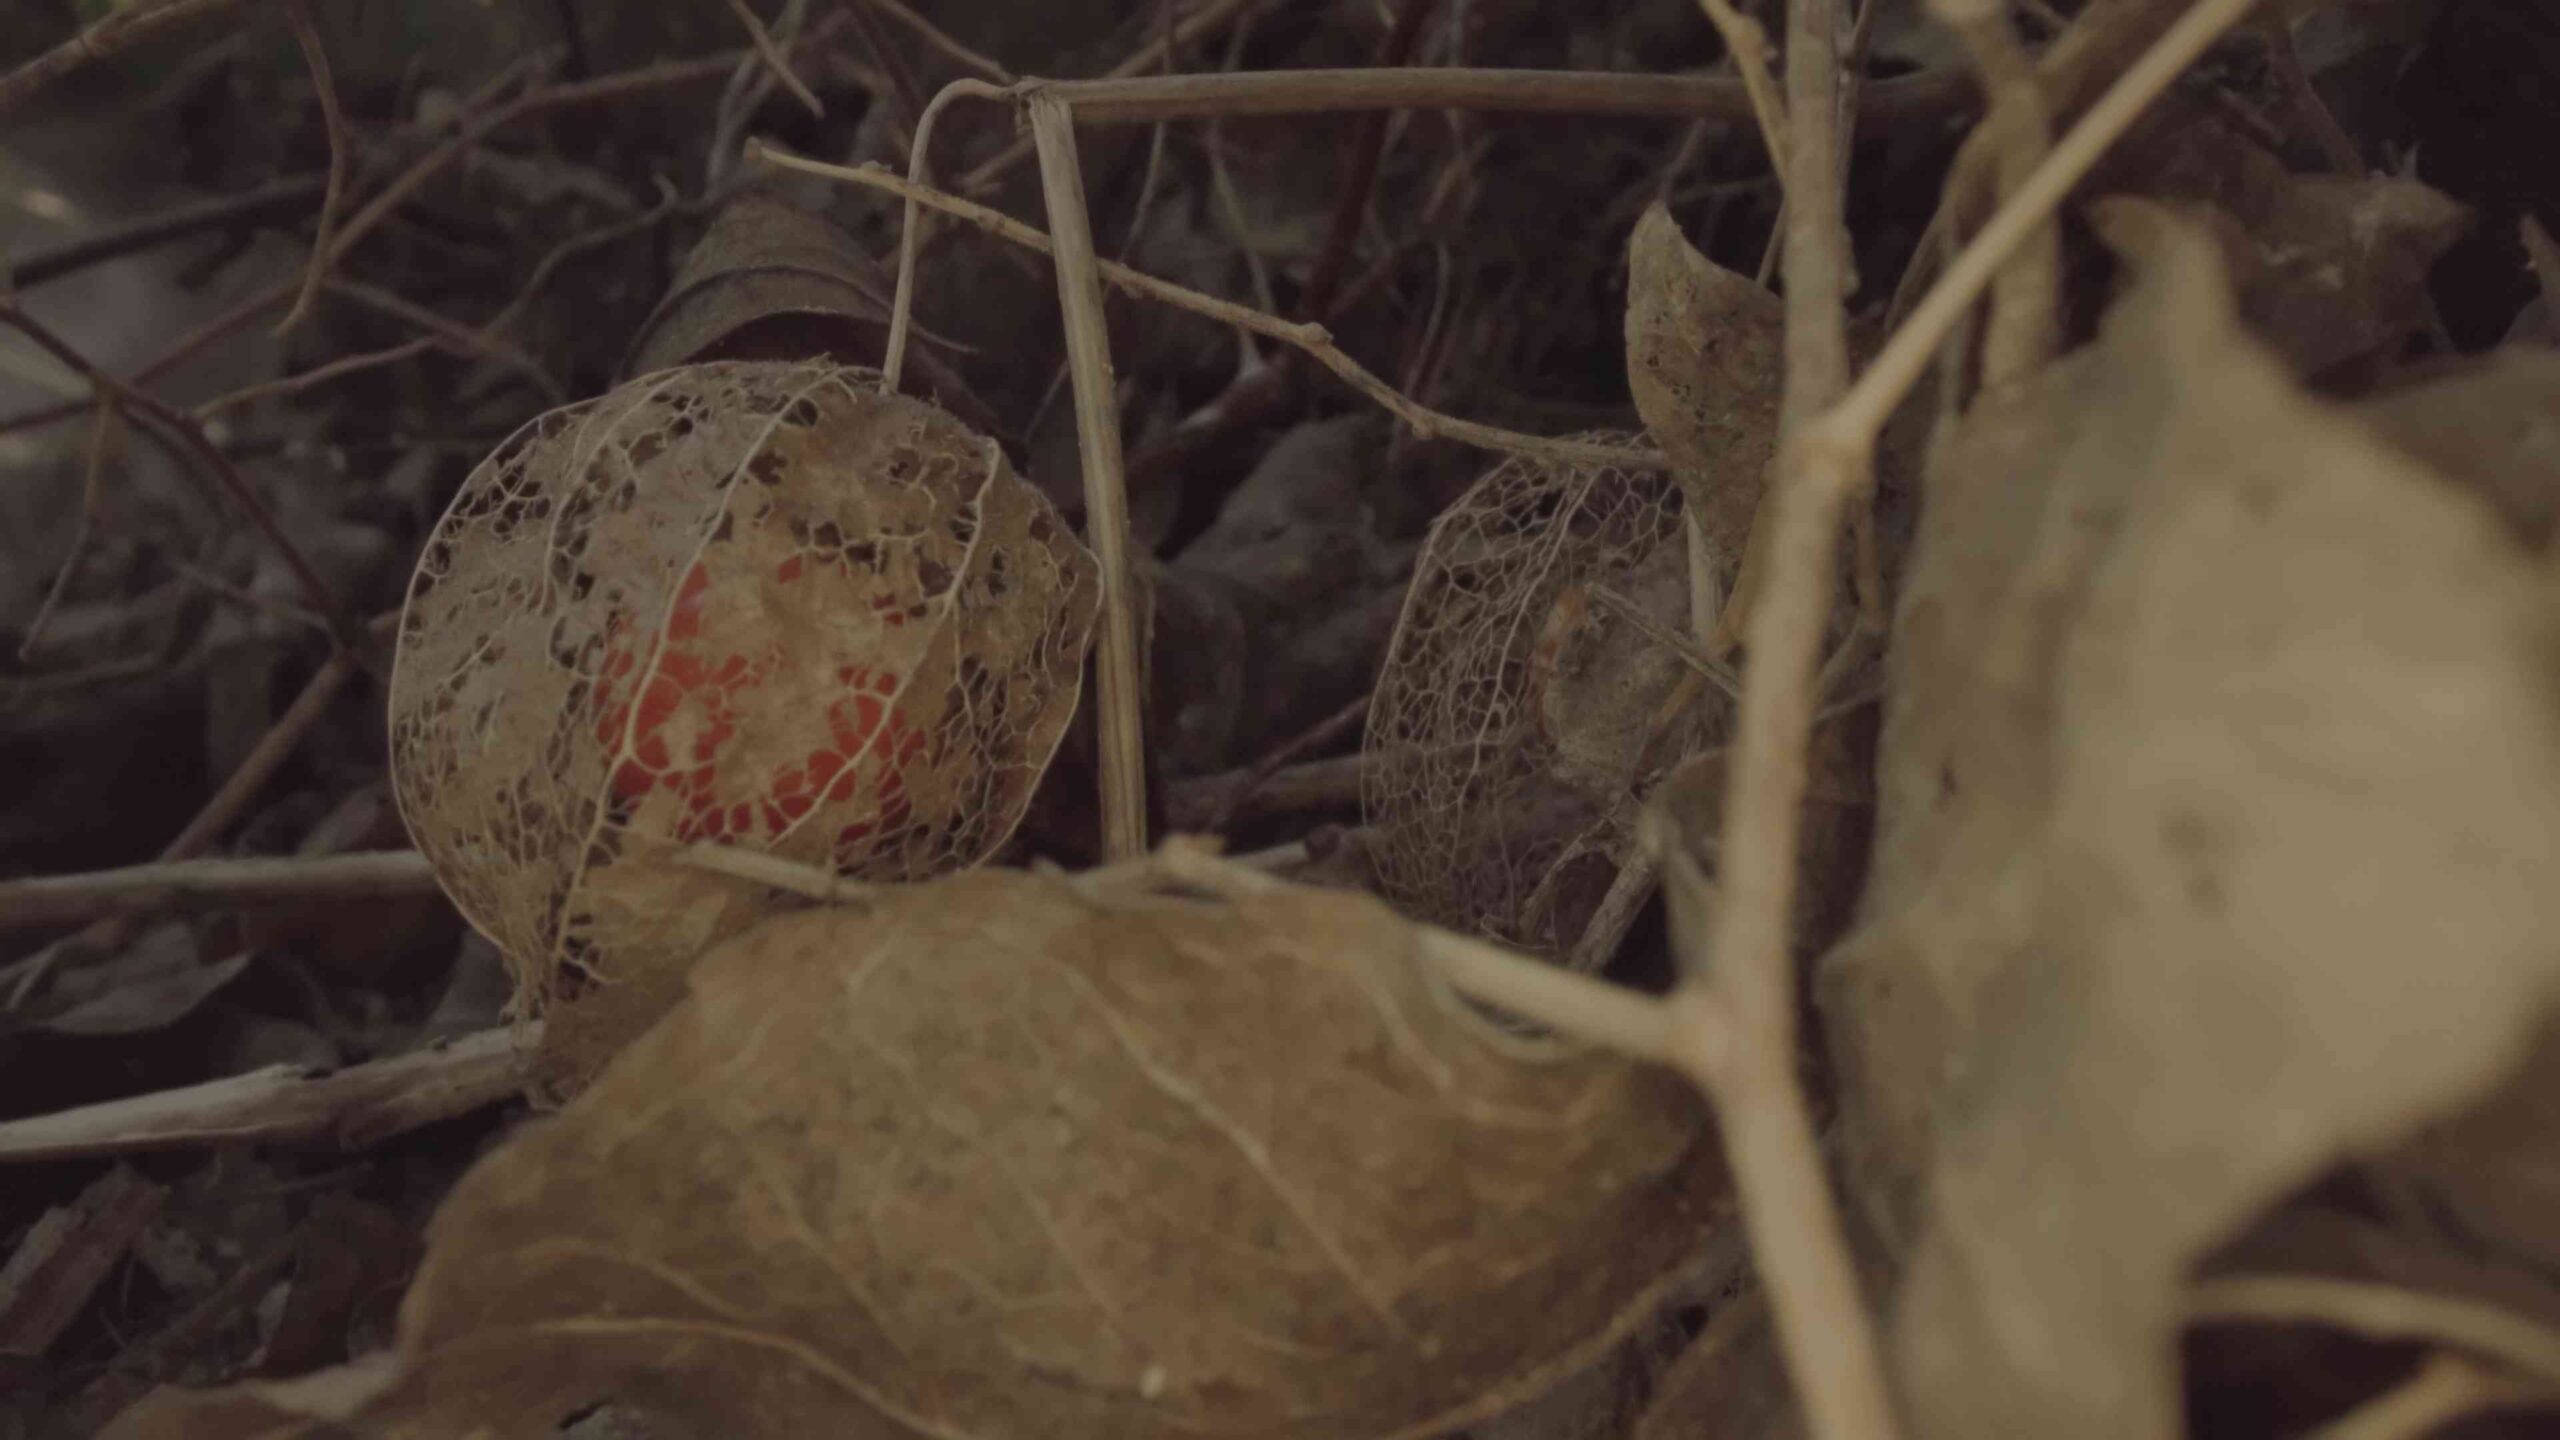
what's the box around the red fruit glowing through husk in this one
[592,558,928,854]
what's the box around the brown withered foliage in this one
[1820,201,2560,1440]
[103,864,1729,1440]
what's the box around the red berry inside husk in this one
[592,559,929,855]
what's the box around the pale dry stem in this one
[955,0,1272,193]
[2306,1354,2550,1440]
[0,44,770,442]
[274,0,349,336]
[2190,1275,2560,1388]
[1693,1,2272,1435]
[0,301,368,653]
[881,77,1011,393]
[17,398,120,662]
[866,0,1015,83]
[0,850,439,936]
[1695,0,1792,189]
[764,145,1670,471]
[2256,11,2362,175]
[1030,91,1152,859]
[1933,0,2059,387]
[724,0,826,116]
[0,0,248,120]
[0,1023,529,1163]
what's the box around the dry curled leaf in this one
[1624,201,1786,560]
[390,361,1099,1084]
[103,863,1729,1440]
[1819,199,2560,1440]
[2100,103,2469,374]
[622,192,990,429]
[1363,439,1717,953]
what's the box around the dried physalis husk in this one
[390,361,1099,1078]
[1363,439,1719,953]
[101,861,1729,1440]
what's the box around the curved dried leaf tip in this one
[105,866,1730,1440]
[389,361,1101,1074]
[1624,201,1786,559]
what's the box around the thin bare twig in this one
[764,145,1670,471]
[323,277,565,404]
[2257,12,2361,174]
[0,0,250,120]
[191,184,675,421]
[195,337,436,419]
[1568,842,1660,974]
[880,77,1011,393]
[0,45,761,442]
[18,398,120,662]
[1148,840,1685,1061]
[1202,692,1372,832]
[8,174,325,290]
[2306,1354,2550,1440]
[167,555,331,635]
[956,0,1272,193]
[865,0,1014,83]
[275,0,350,334]
[1029,91,1150,858]
[1694,0,1791,188]
[1590,585,1745,699]
[0,301,367,652]
[1691,2,2270,1428]
[1933,0,2058,388]
[725,0,826,115]
[1651,0,1901,1433]
[844,0,927,138]
[0,851,439,935]
[1299,0,1441,320]
[2191,1275,2560,1388]
[0,1025,530,1163]
[1165,752,1365,830]
[1022,63,1969,127]
[158,643,374,863]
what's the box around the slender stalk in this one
[881,77,1010,392]
[0,0,249,120]
[1686,3,2271,1434]
[866,0,1014,83]
[1029,63,1968,127]
[0,301,367,653]
[724,0,826,115]
[1694,0,1792,186]
[760,145,1669,471]
[1833,0,2263,444]
[2190,1275,2560,1386]
[1028,91,1150,859]
[8,175,325,291]
[0,851,439,934]
[274,0,349,335]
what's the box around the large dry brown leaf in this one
[1819,199,2560,1440]
[105,865,1728,1440]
